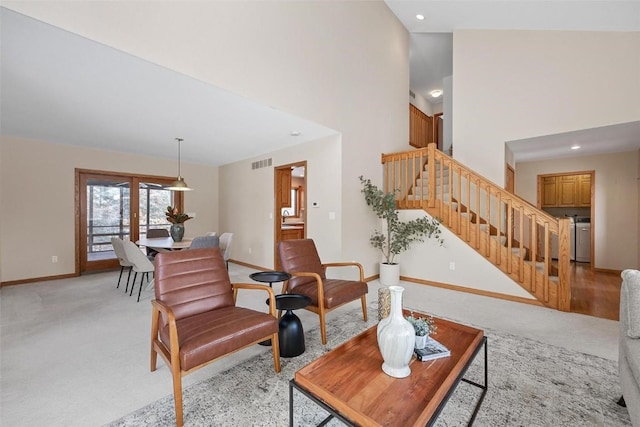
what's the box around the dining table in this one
[135,237,192,251]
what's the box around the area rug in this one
[107,305,630,426]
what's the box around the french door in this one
[77,169,183,273]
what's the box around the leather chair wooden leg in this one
[172,366,184,427]
[319,309,327,345]
[150,309,159,372]
[271,332,282,372]
[361,295,368,321]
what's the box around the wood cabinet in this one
[577,174,592,206]
[541,176,558,207]
[281,226,304,241]
[557,175,577,206]
[540,173,591,207]
[277,168,292,208]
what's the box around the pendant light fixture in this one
[167,137,193,191]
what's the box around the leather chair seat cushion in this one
[160,306,278,371]
[293,279,367,309]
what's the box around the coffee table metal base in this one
[290,337,488,427]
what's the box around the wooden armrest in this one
[287,272,325,308]
[232,283,277,316]
[150,299,180,366]
[322,262,365,281]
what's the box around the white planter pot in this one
[379,262,400,286]
[415,335,427,350]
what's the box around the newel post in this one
[557,218,571,311]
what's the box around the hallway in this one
[570,262,623,321]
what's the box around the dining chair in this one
[110,237,133,290]
[188,235,219,249]
[146,228,170,258]
[122,240,155,302]
[277,238,368,345]
[151,248,280,427]
[218,232,233,269]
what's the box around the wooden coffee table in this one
[289,314,487,426]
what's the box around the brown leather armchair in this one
[277,239,368,345]
[150,248,280,427]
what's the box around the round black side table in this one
[249,271,291,288]
[267,294,312,357]
[251,271,292,347]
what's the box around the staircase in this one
[382,144,571,311]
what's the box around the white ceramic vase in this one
[377,285,415,378]
[415,335,427,350]
[379,262,400,286]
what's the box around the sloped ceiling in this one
[0,7,338,167]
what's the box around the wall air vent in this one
[251,158,273,170]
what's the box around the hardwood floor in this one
[570,262,623,321]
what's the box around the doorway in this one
[274,161,306,269]
[76,169,183,273]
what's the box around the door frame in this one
[273,161,307,269]
[75,168,183,274]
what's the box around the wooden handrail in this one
[381,144,571,312]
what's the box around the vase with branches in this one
[359,176,443,285]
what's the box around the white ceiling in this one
[0,7,338,167]
[1,3,639,167]
[386,0,640,161]
[387,0,640,104]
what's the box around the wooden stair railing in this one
[381,143,571,311]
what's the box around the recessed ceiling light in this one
[429,89,443,98]
[416,14,425,20]
[571,145,581,150]
[290,131,301,137]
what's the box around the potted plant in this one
[359,176,443,285]
[405,313,437,349]
[166,206,193,242]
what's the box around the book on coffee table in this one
[415,337,451,361]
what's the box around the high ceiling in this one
[386,0,640,161]
[1,3,639,166]
[386,0,640,105]
[0,7,338,167]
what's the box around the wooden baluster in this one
[427,143,436,208]
[543,222,549,302]
[558,218,571,311]
[507,199,513,274]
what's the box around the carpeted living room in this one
[2,1,639,426]
[0,262,631,426]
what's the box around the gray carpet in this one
[107,305,630,426]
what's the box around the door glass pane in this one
[86,178,130,262]
[139,182,174,237]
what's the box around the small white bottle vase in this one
[376,285,415,378]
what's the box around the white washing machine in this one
[576,221,591,262]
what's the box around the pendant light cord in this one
[175,137,183,177]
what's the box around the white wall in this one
[0,136,218,282]
[219,135,342,269]
[515,151,639,271]
[410,92,434,116]
[442,75,453,155]
[453,30,640,186]
[398,210,534,299]
[3,1,409,278]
